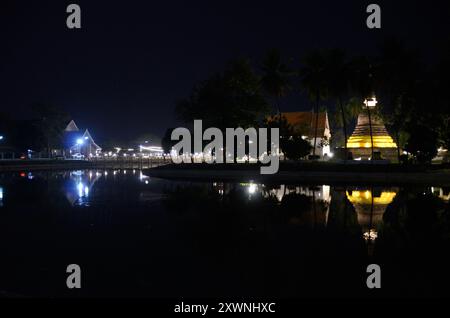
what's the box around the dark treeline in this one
[0,103,69,158]
[172,37,450,163]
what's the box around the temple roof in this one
[64,120,79,132]
[268,111,330,138]
[63,122,101,150]
[82,129,101,150]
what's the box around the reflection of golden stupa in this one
[346,189,397,241]
[346,97,398,161]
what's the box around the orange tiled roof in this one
[267,111,328,138]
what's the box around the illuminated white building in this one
[63,120,102,158]
[267,111,332,159]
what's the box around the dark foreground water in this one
[0,169,449,298]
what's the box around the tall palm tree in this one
[324,49,351,160]
[299,50,327,158]
[260,49,294,119]
[349,57,375,159]
[374,38,419,162]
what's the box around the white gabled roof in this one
[82,129,101,150]
[65,120,80,132]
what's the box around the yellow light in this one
[363,229,378,241]
[346,190,397,205]
[364,98,378,107]
[347,135,397,148]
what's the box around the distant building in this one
[268,111,332,159]
[63,120,101,158]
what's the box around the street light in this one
[0,136,4,141]
[364,97,378,108]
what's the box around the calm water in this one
[0,169,449,298]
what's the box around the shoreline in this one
[0,159,166,172]
[143,163,450,186]
[1,160,450,186]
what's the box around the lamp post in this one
[76,138,84,159]
[0,136,4,160]
[364,96,377,160]
[85,136,90,157]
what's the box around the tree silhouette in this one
[176,59,269,130]
[299,50,327,158]
[260,49,294,117]
[31,103,70,158]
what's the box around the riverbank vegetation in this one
[175,38,450,164]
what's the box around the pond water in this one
[0,169,449,298]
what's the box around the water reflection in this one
[263,184,331,204]
[0,170,449,297]
[0,171,448,237]
[65,170,100,206]
[431,186,450,202]
[346,188,398,242]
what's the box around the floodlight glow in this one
[76,138,84,145]
[248,183,257,194]
[364,97,378,108]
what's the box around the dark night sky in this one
[1,0,449,143]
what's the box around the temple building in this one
[268,111,332,159]
[346,97,398,161]
[62,120,101,158]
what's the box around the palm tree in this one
[324,49,351,160]
[260,49,294,119]
[374,38,420,162]
[299,50,327,158]
[349,57,376,159]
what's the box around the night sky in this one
[1,0,449,143]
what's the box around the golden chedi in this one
[346,97,398,161]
